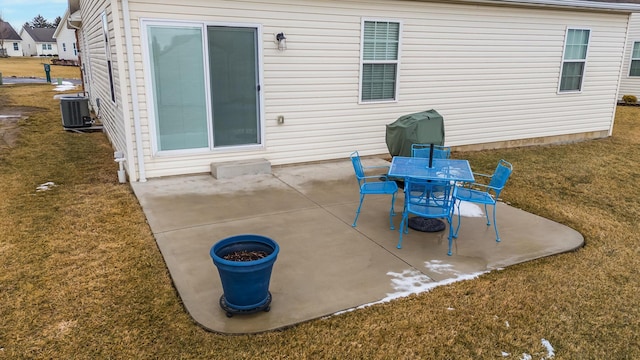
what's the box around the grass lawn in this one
[0,57,81,79]
[1,81,639,358]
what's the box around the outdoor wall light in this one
[276,32,287,51]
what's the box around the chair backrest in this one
[488,159,513,197]
[405,177,455,216]
[411,144,451,159]
[350,151,366,184]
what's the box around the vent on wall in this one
[60,96,92,128]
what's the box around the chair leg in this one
[447,217,453,256]
[397,212,408,249]
[484,204,491,226]
[352,194,365,227]
[454,199,462,238]
[389,193,396,230]
[492,204,501,242]
[390,193,397,217]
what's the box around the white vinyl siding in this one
[360,19,401,102]
[6,41,21,56]
[77,0,128,173]
[90,0,629,179]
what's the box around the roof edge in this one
[53,8,70,39]
[453,0,640,12]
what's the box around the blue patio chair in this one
[350,151,399,230]
[411,144,451,160]
[398,177,457,255]
[453,159,513,242]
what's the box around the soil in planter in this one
[223,250,268,262]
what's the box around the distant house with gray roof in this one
[0,20,23,57]
[19,26,57,56]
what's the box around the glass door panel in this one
[208,26,260,147]
[148,26,208,151]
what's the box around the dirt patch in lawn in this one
[0,106,44,151]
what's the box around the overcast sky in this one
[0,0,67,30]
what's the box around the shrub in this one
[622,95,637,104]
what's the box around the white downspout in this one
[121,0,147,182]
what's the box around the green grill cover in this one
[385,109,445,157]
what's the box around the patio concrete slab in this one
[131,157,584,334]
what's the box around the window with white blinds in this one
[360,20,400,102]
[559,28,590,92]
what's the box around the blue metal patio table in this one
[388,156,475,232]
[388,157,474,183]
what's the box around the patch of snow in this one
[446,307,455,311]
[54,81,78,92]
[505,321,510,328]
[332,268,488,316]
[36,182,57,192]
[501,352,510,357]
[456,200,484,217]
[520,353,532,360]
[384,268,487,302]
[541,338,555,358]
[424,259,460,275]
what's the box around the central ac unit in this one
[60,96,92,128]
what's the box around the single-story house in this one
[19,26,58,57]
[67,0,640,182]
[0,20,23,57]
[53,10,80,65]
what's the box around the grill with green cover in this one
[385,109,445,157]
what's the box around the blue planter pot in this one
[210,234,279,316]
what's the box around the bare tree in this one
[0,13,9,57]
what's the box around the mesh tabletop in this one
[388,157,474,182]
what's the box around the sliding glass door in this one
[146,22,261,153]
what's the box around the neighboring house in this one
[619,13,640,100]
[0,20,23,57]
[19,26,58,56]
[53,9,79,65]
[67,0,640,182]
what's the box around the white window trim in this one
[140,19,265,157]
[628,41,640,77]
[102,11,117,104]
[358,17,402,104]
[557,27,591,94]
